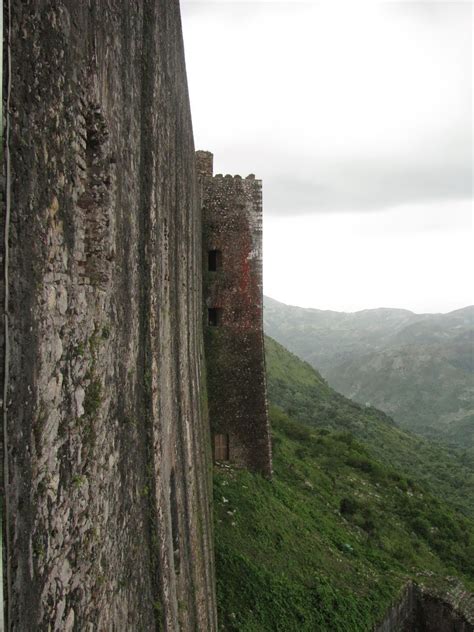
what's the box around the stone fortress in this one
[1,2,270,630]
[2,2,218,630]
[1,2,472,631]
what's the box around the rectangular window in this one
[208,249,222,271]
[214,434,229,461]
[208,307,222,327]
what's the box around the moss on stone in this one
[84,377,102,417]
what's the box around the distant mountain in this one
[264,297,474,448]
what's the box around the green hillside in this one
[215,408,474,631]
[265,336,474,518]
[214,338,474,630]
[263,296,474,447]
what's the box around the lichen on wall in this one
[2,2,216,630]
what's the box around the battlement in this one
[213,173,258,181]
[196,150,258,182]
[197,150,272,477]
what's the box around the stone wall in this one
[374,582,474,632]
[374,583,418,632]
[2,2,216,630]
[198,151,272,477]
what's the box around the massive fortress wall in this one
[2,2,216,630]
[198,151,272,478]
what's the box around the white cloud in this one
[182,1,473,311]
[263,199,473,313]
[182,2,471,209]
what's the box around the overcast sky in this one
[181,1,473,313]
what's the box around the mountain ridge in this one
[264,296,474,447]
[265,295,474,318]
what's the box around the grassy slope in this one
[214,338,474,630]
[265,336,474,518]
[324,344,474,447]
[215,409,474,631]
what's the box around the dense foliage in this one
[215,409,474,630]
[265,336,474,518]
[214,338,474,630]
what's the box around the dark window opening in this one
[214,434,229,461]
[208,307,222,327]
[208,249,222,271]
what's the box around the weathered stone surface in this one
[198,151,272,477]
[375,581,474,632]
[375,583,419,632]
[2,2,216,630]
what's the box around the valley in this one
[264,297,474,449]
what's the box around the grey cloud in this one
[184,2,472,216]
[263,158,472,215]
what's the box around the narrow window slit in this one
[208,249,222,271]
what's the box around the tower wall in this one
[198,152,272,477]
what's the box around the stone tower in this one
[197,151,272,478]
